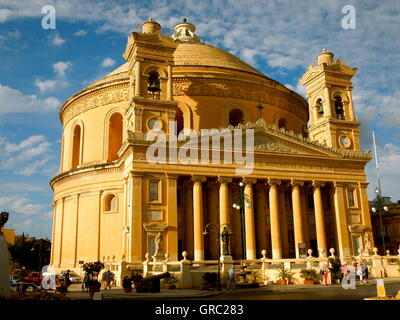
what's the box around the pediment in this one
[252,129,339,158]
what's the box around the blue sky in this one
[0,0,399,238]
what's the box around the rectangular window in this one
[149,180,159,202]
[308,215,315,224]
[347,189,355,207]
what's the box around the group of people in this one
[81,269,114,292]
[321,260,369,285]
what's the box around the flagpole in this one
[372,130,385,253]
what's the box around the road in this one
[191,282,400,300]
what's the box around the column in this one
[183,181,194,259]
[278,186,289,258]
[333,182,351,257]
[323,86,332,117]
[218,177,232,257]
[58,197,65,268]
[192,176,206,261]
[346,88,355,121]
[130,173,143,262]
[134,59,141,96]
[218,177,232,226]
[244,178,257,259]
[268,179,282,259]
[291,179,304,259]
[50,200,56,266]
[313,181,327,257]
[301,189,310,248]
[207,181,219,260]
[231,183,242,259]
[96,191,102,261]
[167,64,173,100]
[359,182,374,250]
[167,175,178,261]
[73,194,80,267]
[255,183,267,257]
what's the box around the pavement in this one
[65,277,400,300]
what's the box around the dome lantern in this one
[142,17,161,34]
[172,18,201,43]
[317,48,334,66]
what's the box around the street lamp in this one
[203,223,233,291]
[233,181,247,259]
[371,187,389,254]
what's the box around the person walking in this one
[356,262,365,284]
[226,266,236,291]
[82,273,89,292]
[64,270,72,292]
[104,270,112,290]
[320,264,329,286]
[362,260,369,284]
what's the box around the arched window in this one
[278,118,287,129]
[104,194,117,212]
[229,108,244,126]
[71,125,81,169]
[174,107,184,135]
[316,98,324,116]
[335,96,345,120]
[108,113,123,162]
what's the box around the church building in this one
[50,18,373,271]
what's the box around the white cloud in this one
[0,8,11,23]
[0,83,60,114]
[34,78,57,92]
[0,196,46,215]
[0,135,57,176]
[74,29,87,36]
[101,57,116,68]
[52,61,72,77]
[51,33,65,46]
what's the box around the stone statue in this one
[364,233,371,253]
[0,212,10,297]
[153,232,162,256]
[0,211,9,234]
[221,227,234,256]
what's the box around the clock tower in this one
[299,49,360,151]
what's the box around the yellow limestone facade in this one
[50,19,374,273]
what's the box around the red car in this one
[23,272,43,286]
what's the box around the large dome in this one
[86,42,267,89]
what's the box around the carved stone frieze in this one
[62,87,129,124]
[172,79,308,121]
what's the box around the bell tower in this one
[299,49,360,151]
[123,18,178,135]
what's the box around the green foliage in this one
[130,271,144,282]
[122,276,132,289]
[300,268,321,281]
[277,267,295,283]
[8,235,51,272]
[82,261,105,276]
[328,257,342,280]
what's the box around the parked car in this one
[9,275,20,284]
[10,283,41,294]
[23,272,43,286]
[60,271,82,283]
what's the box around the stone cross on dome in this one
[172,18,201,43]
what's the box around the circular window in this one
[147,118,162,131]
